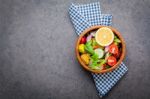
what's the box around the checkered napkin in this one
[69,2,128,97]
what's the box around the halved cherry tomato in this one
[80,37,86,44]
[108,44,118,55]
[107,56,117,66]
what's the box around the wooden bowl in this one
[76,25,126,73]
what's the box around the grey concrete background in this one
[0,0,150,99]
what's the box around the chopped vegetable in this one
[94,48,104,59]
[93,45,100,49]
[80,37,86,44]
[92,39,104,49]
[90,65,102,70]
[89,59,106,70]
[86,34,92,42]
[114,42,119,45]
[108,44,119,55]
[114,38,121,43]
[81,54,90,65]
[114,35,117,39]
[89,52,101,69]
[84,41,94,54]
[90,53,99,66]
[90,31,96,37]
[104,46,109,52]
[91,65,103,70]
[114,35,121,43]
[114,35,121,45]
[78,44,85,53]
[105,52,111,60]
[90,59,99,67]
[107,56,117,66]
[92,39,97,46]
[91,52,99,60]
[99,59,107,66]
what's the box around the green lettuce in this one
[114,35,121,45]
[85,41,94,54]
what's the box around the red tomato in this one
[108,44,118,55]
[107,56,117,66]
[80,37,86,44]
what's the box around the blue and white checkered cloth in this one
[69,2,128,97]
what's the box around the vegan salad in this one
[78,27,122,70]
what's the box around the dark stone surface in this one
[0,0,150,99]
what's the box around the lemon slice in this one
[95,27,114,46]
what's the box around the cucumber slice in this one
[94,48,104,59]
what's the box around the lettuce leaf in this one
[99,59,107,66]
[85,41,94,54]
[91,52,99,60]
[114,35,121,45]
[92,39,98,46]
[85,41,107,70]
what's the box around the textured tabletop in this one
[0,0,150,99]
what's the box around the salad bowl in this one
[76,26,126,73]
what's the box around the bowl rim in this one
[75,25,126,74]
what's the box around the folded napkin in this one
[69,2,128,97]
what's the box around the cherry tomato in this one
[107,56,117,66]
[108,44,118,55]
[80,37,86,44]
